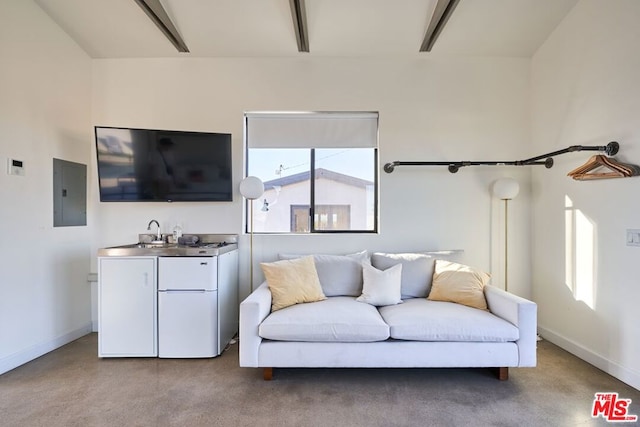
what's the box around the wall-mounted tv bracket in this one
[383,141,620,174]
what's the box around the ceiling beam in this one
[289,0,309,52]
[133,0,189,53]
[420,0,461,52]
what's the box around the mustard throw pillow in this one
[427,259,490,310]
[261,256,326,311]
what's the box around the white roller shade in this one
[246,112,378,149]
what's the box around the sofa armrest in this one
[239,282,272,367]
[484,285,537,367]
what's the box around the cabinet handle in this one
[200,262,208,265]
[143,272,148,287]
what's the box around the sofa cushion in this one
[371,252,438,298]
[378,298,519,342]
[427,260,490,310]
[259,296,390,342]
[260,256,326,311]
[370,252,463,299]
[279,251,369,297]
[356,263,403,306]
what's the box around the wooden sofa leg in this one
[490,367,509,380]
[263,367,273,381]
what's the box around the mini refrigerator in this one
[158,257,219,358]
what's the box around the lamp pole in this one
[240,176,264,292]
[249,198,255,289]
[492,178,519,293]
[504,198,509,292]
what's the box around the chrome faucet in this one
[147,219,162,241]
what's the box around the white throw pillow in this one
[356,263,403,306]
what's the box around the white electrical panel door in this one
[158,257,217,291]
[98,257,157,357]
[158,291,219,357]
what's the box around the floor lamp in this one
[492,178,520,293]
[240,176,264,291]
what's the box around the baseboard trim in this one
[538,326,640,391]
[0,323,92,375]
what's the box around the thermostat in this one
[7,158,25,176]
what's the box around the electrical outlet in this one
[627,229,640,247]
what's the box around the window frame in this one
[244,112,379,235]
[309,148,378,234]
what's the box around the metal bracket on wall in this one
[383,141,620,174]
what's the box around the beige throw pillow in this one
[261,256,326,311]
[427,259,490,310]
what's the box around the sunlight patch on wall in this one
[564,195,596,309]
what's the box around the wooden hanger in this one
[567,155,640,180]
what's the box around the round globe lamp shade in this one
[493,178,520,200]
[239,176,264,200]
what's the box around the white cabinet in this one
[98,257,157,357]
[97,249,238,358]
[218,250,239,353]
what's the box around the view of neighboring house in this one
[255,168,375,233]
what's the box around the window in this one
[245,112,378,234]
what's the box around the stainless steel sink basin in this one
[123,243,174,249]
[97,243,177,257]
[97,241,238,257]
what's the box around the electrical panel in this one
[53,158,87,227]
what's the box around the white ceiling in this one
[33,0,578,58]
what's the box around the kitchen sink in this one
[97,243,178,257]
[98,236,238,257]
[126,243,175,249]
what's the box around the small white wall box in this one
[627,229,640,247]
[7,158,25,176]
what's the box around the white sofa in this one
[239,252,537,381]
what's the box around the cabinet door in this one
[98,257,157,357]
[218,250,239,351]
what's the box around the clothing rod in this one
[383,142,619,174]
[518,142,618,165]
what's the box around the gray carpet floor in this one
[1,333,638,426]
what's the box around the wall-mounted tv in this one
[95,126,232,202]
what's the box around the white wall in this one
[0,0,93,373]
[531,0,640,389]
[91,56,533,298]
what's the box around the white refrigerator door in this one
[158,257,217,291]
[158,291,219,358]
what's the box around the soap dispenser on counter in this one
[172,223,183,243]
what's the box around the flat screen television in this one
[95,126,232,202]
